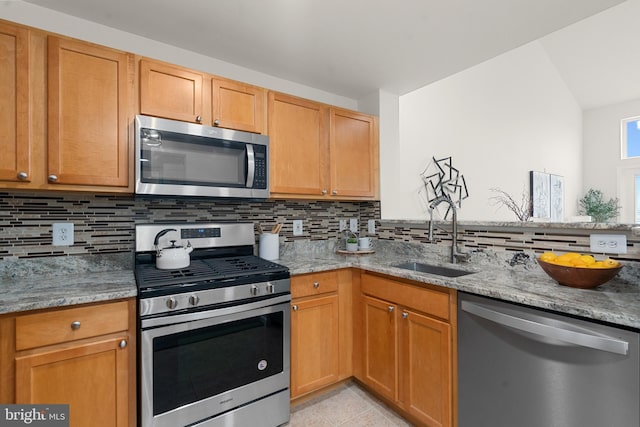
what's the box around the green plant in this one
[578,189,621,222]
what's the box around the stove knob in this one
[166,297,178,309]
[250,285,258,296]
[267,283,275,294]
[189,295,200,306]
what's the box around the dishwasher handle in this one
[461,300,629,355]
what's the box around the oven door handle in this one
[141,293,291,328]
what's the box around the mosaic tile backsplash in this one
[2,191,639,262]
[0,192,379,259]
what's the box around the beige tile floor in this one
[286,381,413,426]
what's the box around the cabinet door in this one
[362,295,397,401]
[329,108,378,198]
[0,22,30,183]
[290,295,339,398]
[48,37,130,187]
[140,59,204,123]
[268,92,328,197]
[15,336,130,427]
[212,78,266,133]
[399,308,452,427]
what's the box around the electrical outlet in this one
[589,234,627,254]
[52,223,74,246]
[367,219,376,235]
[349,218,358,233]
[339,219,347,231]
[292,220,303,236]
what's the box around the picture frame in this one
[530,171,564,221]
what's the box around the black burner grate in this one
[135,256,287,289]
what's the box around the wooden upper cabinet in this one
[139,59,267,133]
[212,78,266,133]
[330,108,379,198]
[0,22,30,183]
[267,91,379,200]
[139,59,204,123]
[268,91,328,197]
[48,37,131,188]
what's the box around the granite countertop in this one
[2,241,639,331]
[278,240,640,329]
[0,254,137,315]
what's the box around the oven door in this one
[140,294,291,427]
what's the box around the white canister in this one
[259,233,280,260]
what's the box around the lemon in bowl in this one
[537,251,622,289]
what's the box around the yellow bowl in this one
[537,259,623,289]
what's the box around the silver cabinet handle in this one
[214,119,220,126]
[388,306,394,313]
[48,175,58,182]
[332,190,338,195]
[17,172,28,180]
[195,115,202,123]
[71,321,81,330]
[292,305,298,311]
[321,189,327,195]
[313,282,320,289]
[402,312,409,319]
[461,300,629,355]
[119,340,127,349]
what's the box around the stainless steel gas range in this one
[134,223,291,427]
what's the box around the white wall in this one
[384,41,583,221]
[583,99,640,223]
[0,1,357,110]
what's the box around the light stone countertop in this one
[0,254,136,315]
[278,240,640,329]
[1,241,639,330]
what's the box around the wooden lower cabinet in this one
[290,269,353,400]
[357,272,456,427]
[290,294,339,397]
[361,295,397,401]
[15,336,130,427]
[1,299,136,427]
[399,308,452,427]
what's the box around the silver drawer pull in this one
[402,312,409,319]
[70,321,81,330]
[388,306,394,313]
[313,282,320,289]
[119,340,127,349]
[292,305,298,311]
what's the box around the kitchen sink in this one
[394,262,474,278]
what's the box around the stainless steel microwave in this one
[135,115,269,198]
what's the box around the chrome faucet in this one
[428,195,467,264]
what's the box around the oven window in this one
[152,312,284,416]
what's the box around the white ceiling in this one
[22,0,629,107]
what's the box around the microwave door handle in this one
[246,144,255,188]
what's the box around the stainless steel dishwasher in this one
[458,292,640,427]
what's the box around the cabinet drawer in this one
[361,273,450,320]
[291,271,338,299]
[16,301,129,350]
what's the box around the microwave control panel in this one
[253,145,267,189]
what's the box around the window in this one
[636,175,640,223]
[621,116,640,159]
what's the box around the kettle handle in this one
[153,228,177,247]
